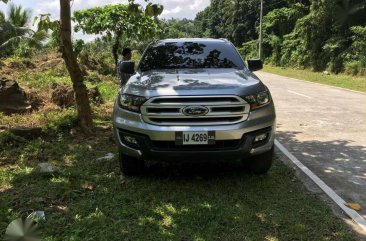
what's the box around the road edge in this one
[275,139,366,234]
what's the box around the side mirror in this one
[247,59,263,72]
[120,61,135,74]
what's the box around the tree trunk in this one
[59,0,93,132]
[112,30,122,67]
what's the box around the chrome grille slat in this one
[141,95,250,126]
[146,114,246,118]
[150,97,240,104]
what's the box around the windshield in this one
[139,41,245,71]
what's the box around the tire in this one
[244,146,274,175]
[119,151,144,176]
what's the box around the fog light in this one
[254,133,268,143]
[124,136,138,145]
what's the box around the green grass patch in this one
[95,81,119,102]
[0,108,77,130]
[15,69,71,89]
[0,130,356,240]
[263,65,366,92]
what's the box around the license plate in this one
[175,131,215,145]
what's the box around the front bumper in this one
[112,103,276,161]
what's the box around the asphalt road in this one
[257,71,366,219]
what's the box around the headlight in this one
[119,94,147,113]
[243,91,271,110]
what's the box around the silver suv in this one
[113,38,276,175]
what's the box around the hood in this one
[124,68,266,97]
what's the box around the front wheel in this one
[119,151,144,176]
[243,146,274,175]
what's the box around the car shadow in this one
[142,159,250,180]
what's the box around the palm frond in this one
[0,35,25,49]
[32,30,49,43]
[7,3,32,27]
[0,35,43,49]
[0,21,33,37]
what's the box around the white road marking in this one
[287,90,313,99]
[275,139,366,233]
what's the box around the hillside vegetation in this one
[168,0,366,76]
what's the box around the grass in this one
[95,80,119,102]
[0,127,358,241]
[263,65,366,93]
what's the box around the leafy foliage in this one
[344,26,366,75]
[73,5,157,38]
[159,18,196,39]
[73,39,85,57]
[73,3,162,65]
[0,4,48,57]
[237,40,258,60]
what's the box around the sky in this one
[0,0,210,41]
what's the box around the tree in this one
[194,0,288,46]
[59,0,93,132]
[261,4,308,63]
[159,18,196,39]
[73,3,163,66]
[0,4,47,57]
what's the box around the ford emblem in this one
[182,106,209,116]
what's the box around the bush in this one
[13,41,36,58]
[0,131,27,147]
[44,108,77,132]
[322,37,349,74]
[343,26,366,76]
[344,61,366,76]
[280,31,308,68]
[73,39,85,57]
[266,35,282,65]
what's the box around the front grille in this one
[141,95,250,126]
[151,140,242,151]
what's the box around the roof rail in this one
[219,38,230,42]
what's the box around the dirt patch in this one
[38,58,64,72]
[51,84,104,108]
[7,60,36,70]
[27,89,45,111]
[51,84,75,108]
